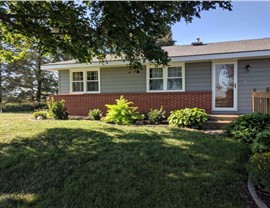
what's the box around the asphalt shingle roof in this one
[47,38,270,65]
[164,38,270,57]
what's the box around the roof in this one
[164,38,270,57]
[44,38,270,67]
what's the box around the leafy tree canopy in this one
[0,29,30,63]
[0,1,232,69]
[1,48,59,104]
[157,28,176,47]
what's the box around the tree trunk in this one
[0,64,2,113]
[36,53,42,104]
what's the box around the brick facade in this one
[53,92,212,116]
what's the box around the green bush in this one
[251,130,270,153]
[147,107,166,124]
[89,109,102,120]
[3,102,47,112]
[104,96,144,125]
[167,108,208,129]
[32,110,48,119]
[47,98,69,120]
[247,152,270,192]
[225,113,270,143]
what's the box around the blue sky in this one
[171,1,270,45]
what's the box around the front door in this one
[212,62,237,111]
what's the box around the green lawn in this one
[0,113,250,208]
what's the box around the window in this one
[149,68,163,90]
[147,64,184,92]
[70,69,100,93]
[167,67,182,90]
[72,72,84,92]
[87,71,99,92]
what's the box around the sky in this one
[171,1,270,45]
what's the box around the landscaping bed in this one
[226,113,270,208]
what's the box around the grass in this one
[0,113,250,208]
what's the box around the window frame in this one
[71,71,84,93]
[70,68,101,94]
[86,70,100,92]
[146,63,185,92]
[149,67,164,91]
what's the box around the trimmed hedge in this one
[3,102,47,112]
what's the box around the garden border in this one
[248,174,268,208]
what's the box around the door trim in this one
[212,61,238,111]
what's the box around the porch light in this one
[245,64,251,71]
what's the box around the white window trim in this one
[148,67,164,91]
[211,60,238,111]
[71,71,84,93]
[146,63,185,92]
[70,68,101,94]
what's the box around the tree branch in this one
[0,12,49,19]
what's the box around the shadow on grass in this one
[0,127,250,208]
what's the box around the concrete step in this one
[208,114,239,122]
[203,120,231,130]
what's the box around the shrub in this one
[167,108,208,129]
[104,96,144,125]
[47,98,69,120]
[147,107,166,124]
[225,113,270,143]
[4,103,32,112]
[3,102,47,112]
[32,110,48,119]
[251,130,270,153]
[89,109,102,120]
[247,152,270,192]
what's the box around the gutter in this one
[41,50,270,71]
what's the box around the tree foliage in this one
[0,1,232,70]
[156,29,176,47]
[1,48,62,104]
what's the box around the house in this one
[42,38,270,116]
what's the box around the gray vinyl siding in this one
[238,58,270,114]
[185,62,211,91]
[58,70,70,94]
[100,67,146,93]
[57,63,212,94]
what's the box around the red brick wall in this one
[53,92,212,116]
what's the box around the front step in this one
[203,114,239,130]
[203,120,231,130]
[207,114,239,121]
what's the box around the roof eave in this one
[170,50,270,62]
[41,50,270,71]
